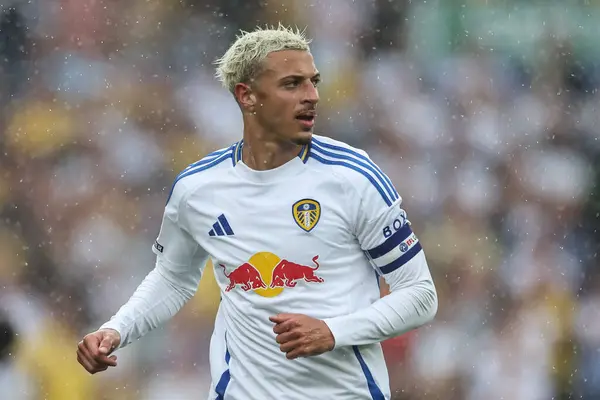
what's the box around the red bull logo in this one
[219,252,324,298]
[219,262,267,292]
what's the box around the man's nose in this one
[303,82,319,104]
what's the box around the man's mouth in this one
[296,115,315,122]
[295,111,316,126]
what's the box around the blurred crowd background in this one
[0,0,599,399]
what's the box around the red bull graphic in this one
[270,255,323,288]
[219,263,267,292]
[218,252,324,297]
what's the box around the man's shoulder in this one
[310,134,369,157]
[177,142,239,180]
[167,141,240,204]
[309,135,379,184]
[309,134,371,177]
[309,135,398,207]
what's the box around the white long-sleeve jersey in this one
[101,134,438,400]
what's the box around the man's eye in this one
[285,81,299,88]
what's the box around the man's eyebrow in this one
[278,73,321,81]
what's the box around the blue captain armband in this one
[366,223,422,274]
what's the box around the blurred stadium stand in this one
[0,1,599,399]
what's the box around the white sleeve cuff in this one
[324,309,378,349]
[324,251,438,349]
[98,321,128,349]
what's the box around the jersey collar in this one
[232,139,312,183]
[232,140,310,166]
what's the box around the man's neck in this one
[242,132,302,171]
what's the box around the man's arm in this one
[99,179,208,348]
[99,250,208,349]
[323,156,438,349]
[271,151,437,359]
[77,177,209,375]
[323,225,437,348]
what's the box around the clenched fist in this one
[76,328,121,374]
[270,313,335,360]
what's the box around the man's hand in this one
[76,328,121,374]
[270,313,335,360]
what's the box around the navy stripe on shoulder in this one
[310,152,393,207]
[166,147,234,204]
[311,141,398,204]
[178,146,233,179]
[312,138,399,201]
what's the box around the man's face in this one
[248,50,320,145]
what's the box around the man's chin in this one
[291,131,313,146]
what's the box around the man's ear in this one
[234,83,256,111]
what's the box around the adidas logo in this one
[209,214,235,237]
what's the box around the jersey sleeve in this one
[99,179,209,348]
[323,151,437,349]
[353,162,421,276]
[152,182,201,271]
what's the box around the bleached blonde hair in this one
[214,24,312,93]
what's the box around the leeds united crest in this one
[293,199,321,232]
